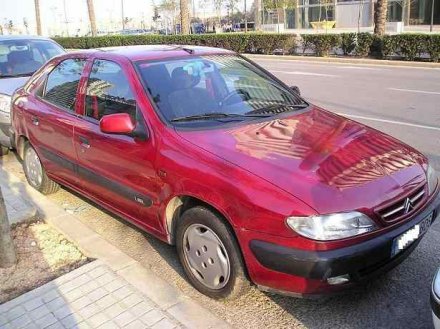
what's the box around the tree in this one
[0,187,16,268]
[180,0,190,34]
[374,0,388,35]
[254,0,262,30]
[214,0,224,24]
[87,0,97,37]
[34,0,42,35]
[23,18,29,34]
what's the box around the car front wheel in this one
[23,143,59,195]
[176,206,250,299]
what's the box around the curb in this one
[244,54,440,69]
[0,170,232,329]
[0,179,37,226]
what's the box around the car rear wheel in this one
[176,206,250,299]
[23,143,59,195]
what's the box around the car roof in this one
[71,45,235,62]
[0,35,56,42]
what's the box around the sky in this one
[1,0,251,35]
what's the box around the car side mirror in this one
[290,86,301,95]
[99,113,135,135]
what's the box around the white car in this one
[433,268,440,329]
[0,35,64,154]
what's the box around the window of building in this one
[85,60,137,121]
[43,58,86,111]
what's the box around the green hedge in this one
[53,33,440,62]
[53,33,295,55]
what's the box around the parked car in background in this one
[433,268,440,328]
[11,46,440,299]
[0,35,64,154]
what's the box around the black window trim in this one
[37,57,87,114]
[82,58,138,125]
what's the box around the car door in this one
[24,57,86,185]
[74,58,162,233]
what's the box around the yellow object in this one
[310,21,336,29]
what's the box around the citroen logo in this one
[403,198,414,214]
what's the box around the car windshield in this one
[136,54,308,127]
[0,39,64,78]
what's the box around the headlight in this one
[427,164,439,195]
[286,211,377,241]
[0,94,11,117]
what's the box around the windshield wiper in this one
[0,72,35,79]
[245,103,308,116]
[171,112,271,123]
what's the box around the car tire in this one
[23,143,59,195]
[0,145,9,156]
[176,206,250,299]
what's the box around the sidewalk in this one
[244,54,440,69]
[0,178,36,226]
[0,169,231,329]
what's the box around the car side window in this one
[43,58,86,111]
[85,60,136,121]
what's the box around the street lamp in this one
[430,0,435,32]
[121,0,125,30]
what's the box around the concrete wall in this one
[336,2,372,28]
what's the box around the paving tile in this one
[111,286,133,300]
[78,303,101,320]
[59,275,91,294]
[53,305,74,320]
[103,302,126,319]
[140,310,165,326]
[70,296,93,311]
[86,312,109,328]
[45,322,65,329]
[88,266,107,279]
[0,314,8,326]
[95,273,115,287]
[150,318,177,329]
[123,319,148,329]
[23,297,44,312]
[6,305,26,321]
[60,314,84,329]
[113,310,135,327]
[103,279,126,293]
[95,295,117,310]
[46,297,66,313]
[9,314,32,328]
[29,305,51,321]
[87,288,108,303]
[34,313,57,329]
[129,301,154,318]
[97,321,119,329]
[41,290,60,304]
[120,294,143,309]
[79,281,100,295]
[64,289,84,303]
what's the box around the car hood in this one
[0,76,29,96]
[176,107,427,214]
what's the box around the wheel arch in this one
[16,135,29,160]
[165,195,237,246]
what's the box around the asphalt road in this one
[3,59,439,329]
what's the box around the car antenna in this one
[172,45,195,54]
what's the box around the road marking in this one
[270,70,338,77]
[338,113,440,131]
[389,88,440,95]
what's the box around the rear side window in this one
[85,60,136,121]
[43,58,86,111]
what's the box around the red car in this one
[11,46,440,299]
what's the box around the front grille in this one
[377,185,426,223]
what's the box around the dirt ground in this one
[0,220,88,304]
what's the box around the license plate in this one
[391,213,433,257]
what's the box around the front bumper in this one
[432,268,440,329]
[249,191,440,297]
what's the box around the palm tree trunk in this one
[255,0,261,30]
[374,0,388,35]
[87,0,97,36]
[34,0,42,36]
[0,187,16,268]
[180,0,190,34]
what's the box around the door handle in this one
[31,117,39,126]
[79,136,90,149]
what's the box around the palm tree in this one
[180,0,190,34]
[87,0,97,36]
[374,0,388,35]
[254,0,262,30]
[34,0,42,35]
